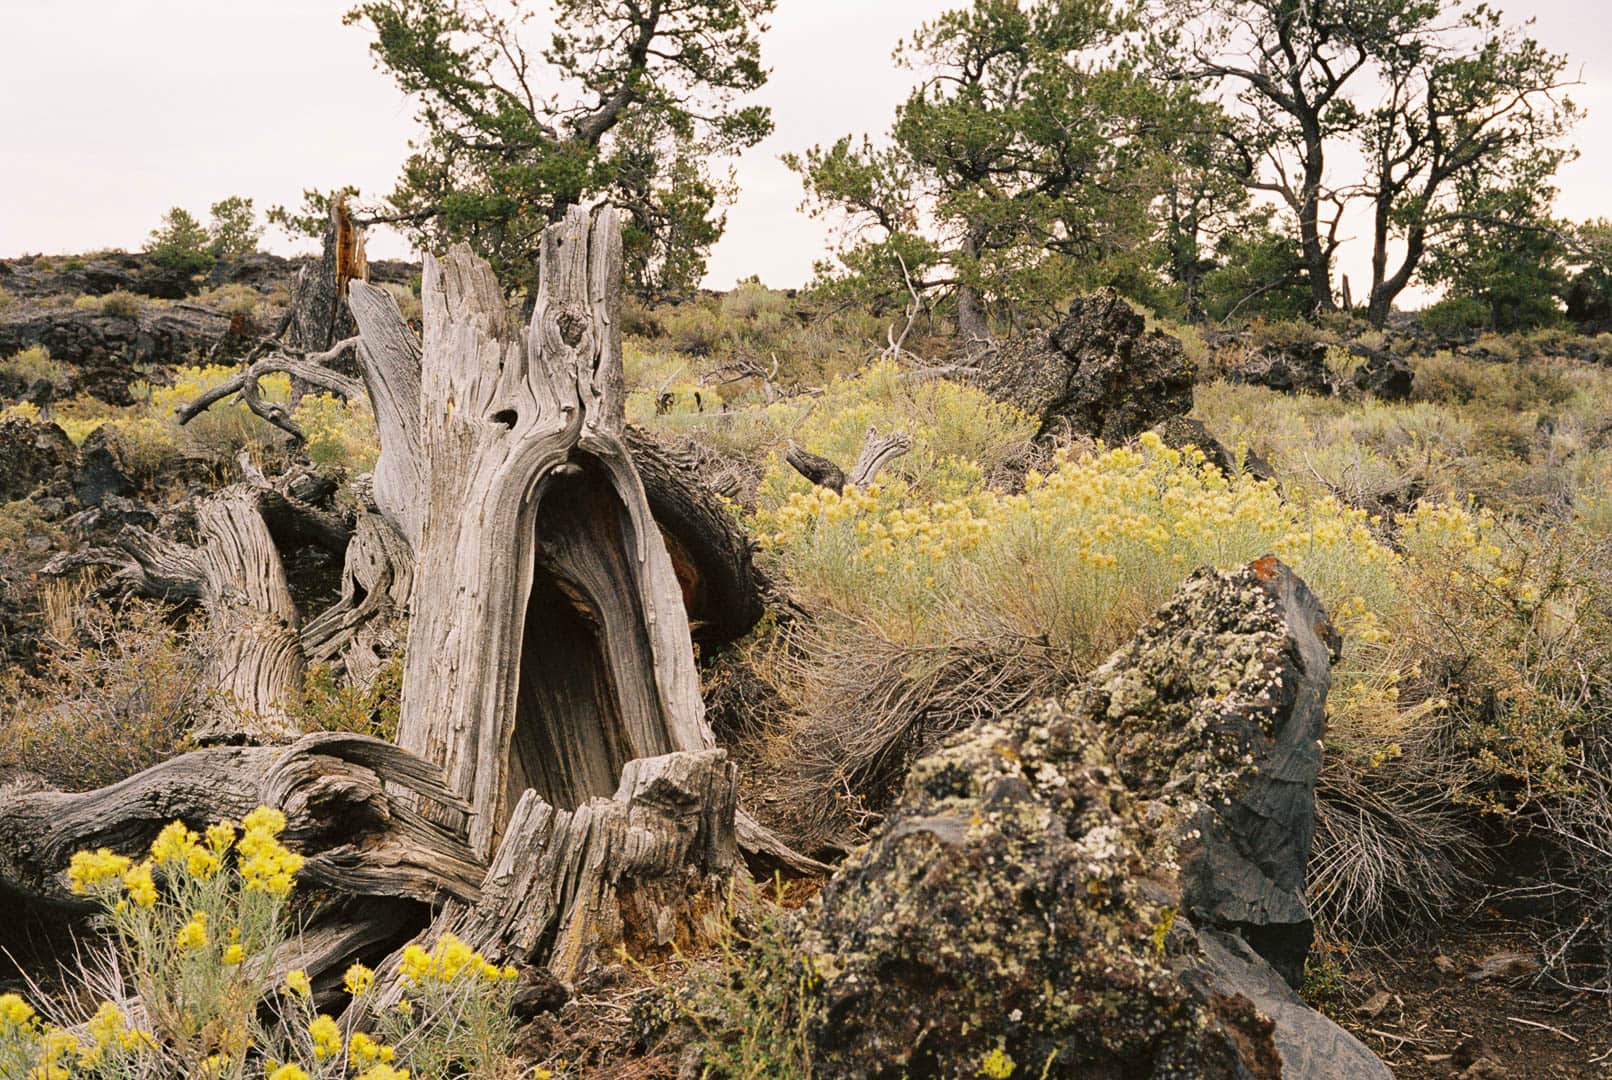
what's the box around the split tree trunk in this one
[348,206,717,859]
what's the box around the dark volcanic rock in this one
[1095,558,1340,988]
[979,292,1194,441]
[74,426,135,507]
[801,560,1384,1080]
[0,304,233,405]
[0,416,76,502]
[1152,416,1277,483]
[1350,348,1414,401]
[801,700,1278,1080]
[1231,342,1334,396]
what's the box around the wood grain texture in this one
[0,732,482,910]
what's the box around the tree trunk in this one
[348,207,715,859]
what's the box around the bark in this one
[349,207,711,858]
[624,425,765,649]
[786,426,912,494]
[0,732,482,910]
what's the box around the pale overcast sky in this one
[1,0,1607,301]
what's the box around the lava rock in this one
[1151,415,1277,483]
[1231,342,1335,396]
[1096,558,1340,988]
[0,304,234,405]
[800,699,1276,1079]
[0,416,76,502]
[978,292,1194,441]
[74,425,135,507]
[1182,930,1392,1080]
[1351,348,1414,401]
[801,560,1382,1079]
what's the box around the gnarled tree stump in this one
[350,207,712,857]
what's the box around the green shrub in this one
[1421,295,1489,339]
[77,290,144,318]
[291,659,402,741]
[0,808,523,1078]
[147,207,215,275]
[0,345,70,391]
[642,886,817,1079]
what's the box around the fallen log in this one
[785,425,912,494]
[0,732,482,911]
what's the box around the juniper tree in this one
[785,0,1174,342]
[345,0,774,296]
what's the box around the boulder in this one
[1350,348,1414,401]
[800,700,1279,1079]
[0,416,76,503]
[1094,558,1340,988]
[74,425,135,507]
[978,292,1193,441]
[801,560,1385,1080]
[1231,342,1334,396]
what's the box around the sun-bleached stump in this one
[349,749,738,1009]
[349,207,712,859]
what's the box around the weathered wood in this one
[623,425,764,649]
[349,208,713,857]
[787,425,912,494]
[350,749,736,1007]
[45,484,308,744]
[0,732,481,910]
[300,511,413,688]
[174,341,364,445]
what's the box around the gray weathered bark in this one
[348,207,714,859]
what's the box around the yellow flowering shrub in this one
[292,392,380,474]
[757,433,1396,675]
[374,933,519,1080]
[7,809,524,1078]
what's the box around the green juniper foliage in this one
[343,0,775,297]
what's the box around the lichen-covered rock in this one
[1230,342,1334,396]
[978,293,1194,441]
[801,700,1279,1079]
[1093,559,1340,988]
[0,416,76,503]
[801,560,1385,1080]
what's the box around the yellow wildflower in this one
[308,1013,341,1058]
[122,862,158,907]
[343,962,375,997]
[285,969,312,998]
[66,849,131,894]
[175,912,209,951]
[268,1065,310,1080]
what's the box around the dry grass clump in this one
[0,345,71,393]
[0,595,200,791]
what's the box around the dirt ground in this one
[1332,919,1612,1078]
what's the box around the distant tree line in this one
[302,0,1606,334]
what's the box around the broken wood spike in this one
[785,424,913,494]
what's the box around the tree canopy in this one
[1155,0,1578,325]
[345,0,775,297]
[786,0,1177,341]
